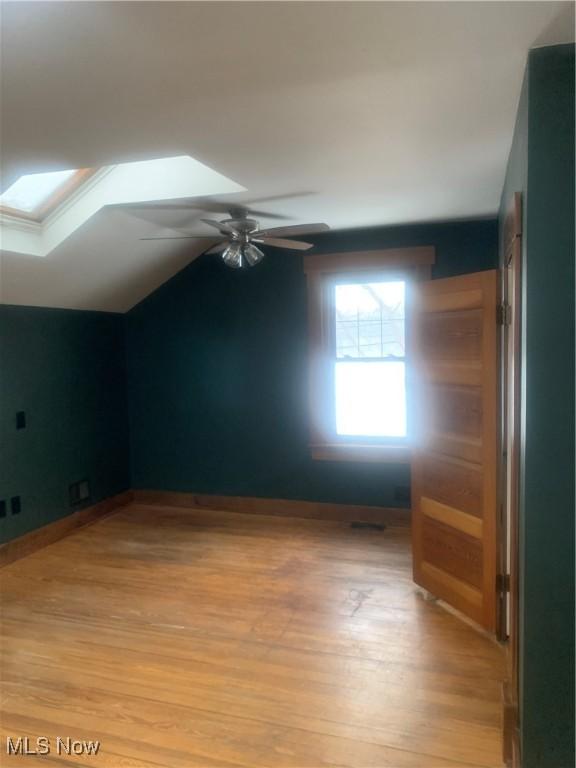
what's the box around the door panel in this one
[422,518,483,588]
[432,385,483,437]
[420,310,483,360]
[412,270,498,631]
[421,454,483,518]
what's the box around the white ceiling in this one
[1,1,573,313]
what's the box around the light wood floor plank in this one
[0,504,504,767]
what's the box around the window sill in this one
[310,443,412,463]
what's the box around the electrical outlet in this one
[10,496,21,515]
[16,411,26,430]
[78,480,90,500]
[69,479,91,506]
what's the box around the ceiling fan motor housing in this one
[226,218,260,237]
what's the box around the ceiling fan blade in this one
[115,209,198,229]
[240,207,291,220]
[111,198,243,216]
[139,235,218,241]
[111,200,201,211]
[200,218,235,234]
[173,197,291,219]
[254,237,314,251]
[253,223,329,239]
[205,242,227,255]
[110,199,291,220]
[239,192,315,207]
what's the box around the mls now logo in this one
[6,736,100,756]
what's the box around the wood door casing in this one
[412,270,498,631]
[501,193,522,767]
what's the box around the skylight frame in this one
[0,168,97,222]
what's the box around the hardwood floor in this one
[0,503,504,767]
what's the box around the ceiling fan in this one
[112,196,329,268]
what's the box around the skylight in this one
[0,169,78,213]
[0,155,245,258]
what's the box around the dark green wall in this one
[126,219,497,507]
[500,44,574,768]
[0,305,131,543]
[523,44,574,768]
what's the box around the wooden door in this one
[411,270,498,631]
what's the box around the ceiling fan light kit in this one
[130,197,330,268]
[222,241,264,269]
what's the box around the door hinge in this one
[496,573,511,593]
[497,303,511,326]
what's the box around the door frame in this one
[500,192,522,767]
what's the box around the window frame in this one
[304,247,435,463]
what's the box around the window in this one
[0,169,77,213]
[334,280,406,438]
[0,168,95,221]
[305,247,435,462]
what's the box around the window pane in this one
[335,281,405,359]
[0,169,77,213]
[335,361,406,437]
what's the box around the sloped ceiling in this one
[0,1,573,312]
